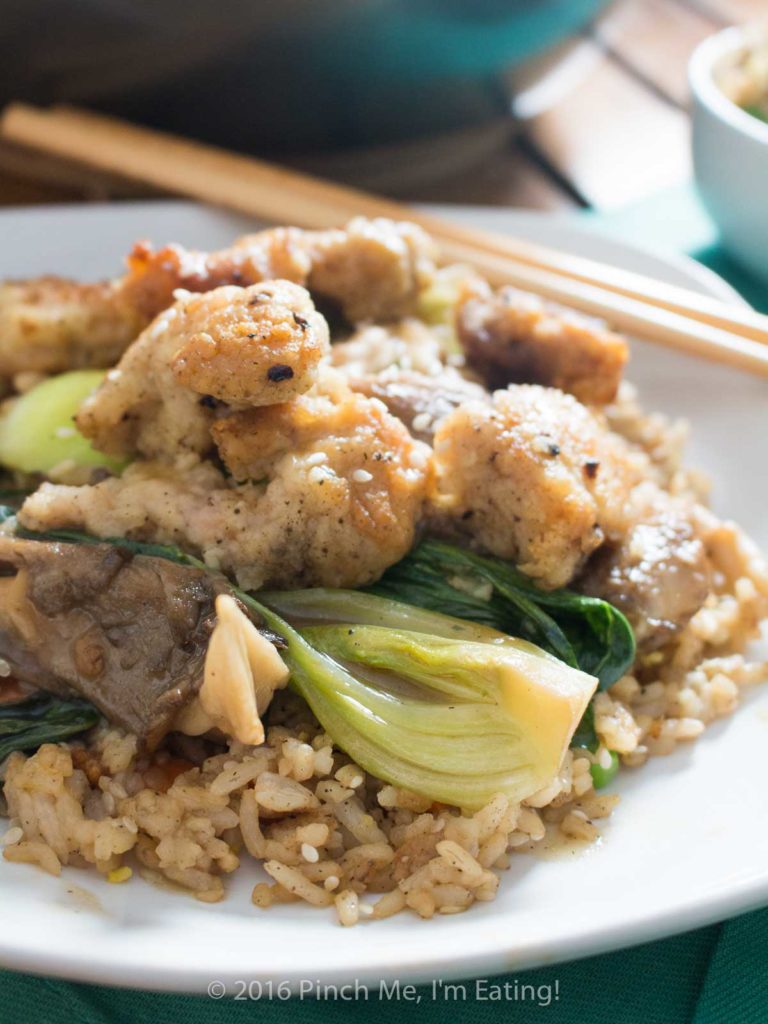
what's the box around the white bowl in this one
[690,25,768,283]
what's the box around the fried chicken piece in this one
[77,280,329,461]
[457,279,628,405]
[0,220,435,382]
[20,374,430,591]
[121,226,312,323]
[578,485,712,650]
[305,218,435,323]
[430,384,644,589]
[125,218,434,326]
[0,277,144,378]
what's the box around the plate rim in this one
[0,198,763,993]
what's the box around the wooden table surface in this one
[0,0,762,215]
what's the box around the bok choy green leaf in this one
[0,695,100,762]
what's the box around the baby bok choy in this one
[259,590,598,810]
[10,522,603,809]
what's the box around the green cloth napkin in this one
[1,184,766,1023]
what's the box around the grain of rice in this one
[1,826,22,847]
[263,861,333,907]
[315,780,354,804]
[335,764,364,789]
[254,773,319,813]
[296,823,329,846]
[211,760,264,796]
[372,888,407,918]
[4,840,61,876]
[435,840,485,885]
[335,889,360,926]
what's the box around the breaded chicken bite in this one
[305,218,436,323]
[125,218,434,326]
[77,281,329,461]
[121,226,312,323]
[169,280,328,405]
[21,375,430,591]
[430,384,644,589]
[0,277,144,378]
[0,219,436,383]
[457,279,628,405]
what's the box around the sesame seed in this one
[352,469,373,483]
[301,843,320,863]
[532,435,559,457]
[324,875,340,891]
[0,658,11,677]
[106,369,121,382]
[411,412,432,433]
[308,466,328,484]
[409,448,429,469]
[359,903,374,917]
[306,452,328,467]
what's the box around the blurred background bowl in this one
[0,0,607,192]
[690,24,768,284]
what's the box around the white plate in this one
[0,201,765,993]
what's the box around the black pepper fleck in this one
[584,459,600,479]
[267,364,295,382]
[293,313,309,331]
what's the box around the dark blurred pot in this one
[2,0,606,164]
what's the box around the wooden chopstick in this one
[2,102,767,378]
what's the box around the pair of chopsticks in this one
[2,103,767,378]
